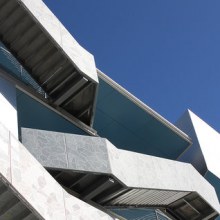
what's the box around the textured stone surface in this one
[65,134,110,173]
[22,128,111,173]
[21,129,68,169]
[10,133,66,220]
[63,191,114,220]
[0,122,116,220]
[20,0,98,83]
[0,123,11,182]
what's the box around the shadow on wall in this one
[16,89,87,140]
[0,75,17,109]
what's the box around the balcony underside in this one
[0,0,98,126]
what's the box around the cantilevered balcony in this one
[21,128,220,220]
[0,0,98,127]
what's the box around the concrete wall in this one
[0,75,18,138]
[17,90,87,136]
[21,128,111,173]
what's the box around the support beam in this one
[2,9,24,40]
[97,187,129,205]
[203,211,218,220]
[81,177,115,201]
[0,184,7,196]
[24,41,52,65]
[0,2,15,23]
[39,60,66,85]
[32,50,60,74]
[28,46,56,71]
[54,171,63,179]
[183,198,201,215]
[62,81,91,107]
[11,208,31,220]
[0,0,11,9]
[54,77,88,106]
[76,102,91,118]
[69,174,89,189]
[48,70,76,96]
[10,23,38,51]
[23,213,35,220]
[16,32,45,58]
[165,208,182,220]
[0,197,20,216]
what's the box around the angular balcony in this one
[21,128,220,220]
[0,0,98,127]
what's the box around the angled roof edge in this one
[97,69,191,145]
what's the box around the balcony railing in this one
[0,42,46,96]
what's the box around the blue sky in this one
[44,0,220,131]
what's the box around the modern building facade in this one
[0,0,219,219]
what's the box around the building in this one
[0,0,219,219]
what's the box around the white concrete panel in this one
[188,110,220,179]
[59,24,98,82]
[10,133,66,220]
[0,123,11,182]
[63,191,116,220]
[20,0,62,45]
[106,140,220,213]
[0,76,18,138]
[20,0,98,83]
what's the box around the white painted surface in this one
[0,76,18,138]
[188,110,220,179]
[106,140,220,213]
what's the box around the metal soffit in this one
[0,0,98,126]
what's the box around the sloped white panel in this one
[188,110,220,179]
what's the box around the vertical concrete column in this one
[0,75,18,138]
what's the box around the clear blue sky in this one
[44,0,220,131]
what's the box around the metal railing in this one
[112,208,171,220]
[0,42,46,96]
